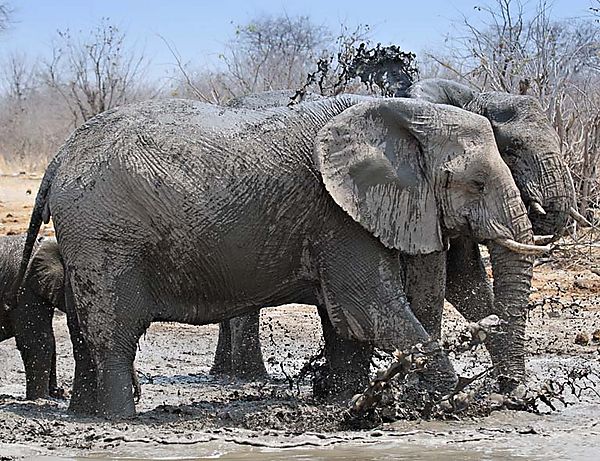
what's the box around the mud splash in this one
[0,299,598,460]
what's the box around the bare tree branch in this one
[0,2,11,33]
[41,18,149,126]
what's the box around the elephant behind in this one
[0,234,64,398]
[407,78,576,388]
[14,95,541,418]
[214,82,573,394]
[407,78,576,239]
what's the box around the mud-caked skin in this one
[408,79,577,388]
[0,234,64,399]
[15,95,538,418]
[210,90,326,382]
[213,90,374,392]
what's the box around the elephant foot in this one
[414,342,458,398]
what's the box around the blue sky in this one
[0,0,596,80]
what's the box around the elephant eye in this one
[470,179,485,194]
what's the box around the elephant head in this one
[316,99,537,254]
[315,98,538,386]
[408,78,576,241]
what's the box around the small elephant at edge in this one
[0,234,64,399]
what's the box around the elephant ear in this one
[314,99,443,254]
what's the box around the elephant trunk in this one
[487,233,534,390]
[526,154,576,240]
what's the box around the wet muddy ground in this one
[1,175,599,459]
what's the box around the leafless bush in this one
[0,19,153,173]
[42,18,149,126]
[0,53,70,172]
[172,15,333,103]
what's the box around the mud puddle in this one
[1,310,598,460]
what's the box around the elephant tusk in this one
[530,201,547,215]
[496,238,551,255]
[533,234,555,245]
[569,207,593,227]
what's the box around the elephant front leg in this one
[445,236,495,324]
[313,305,373,400]
[401,251,447,339]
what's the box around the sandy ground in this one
[0,175,599,460]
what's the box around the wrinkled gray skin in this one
[0,235,64,399]
[407,78,576,388]
[15,95,534,418]
[210,90,331,383]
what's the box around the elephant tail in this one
[9,153,62,308]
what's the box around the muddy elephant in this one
[406,78,576,388]
[215,81,576,393]
[0,234,64,399]
[14,95,543,418]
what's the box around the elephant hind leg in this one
[230,312,267,380]
[65,271,98,415]
[210,320,233,376]
[68,264,153,418]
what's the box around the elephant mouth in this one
[460,214,550,255]
[528,202,571,240]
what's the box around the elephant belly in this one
[149,231,318,325]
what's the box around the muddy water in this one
[14,398,599,461]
